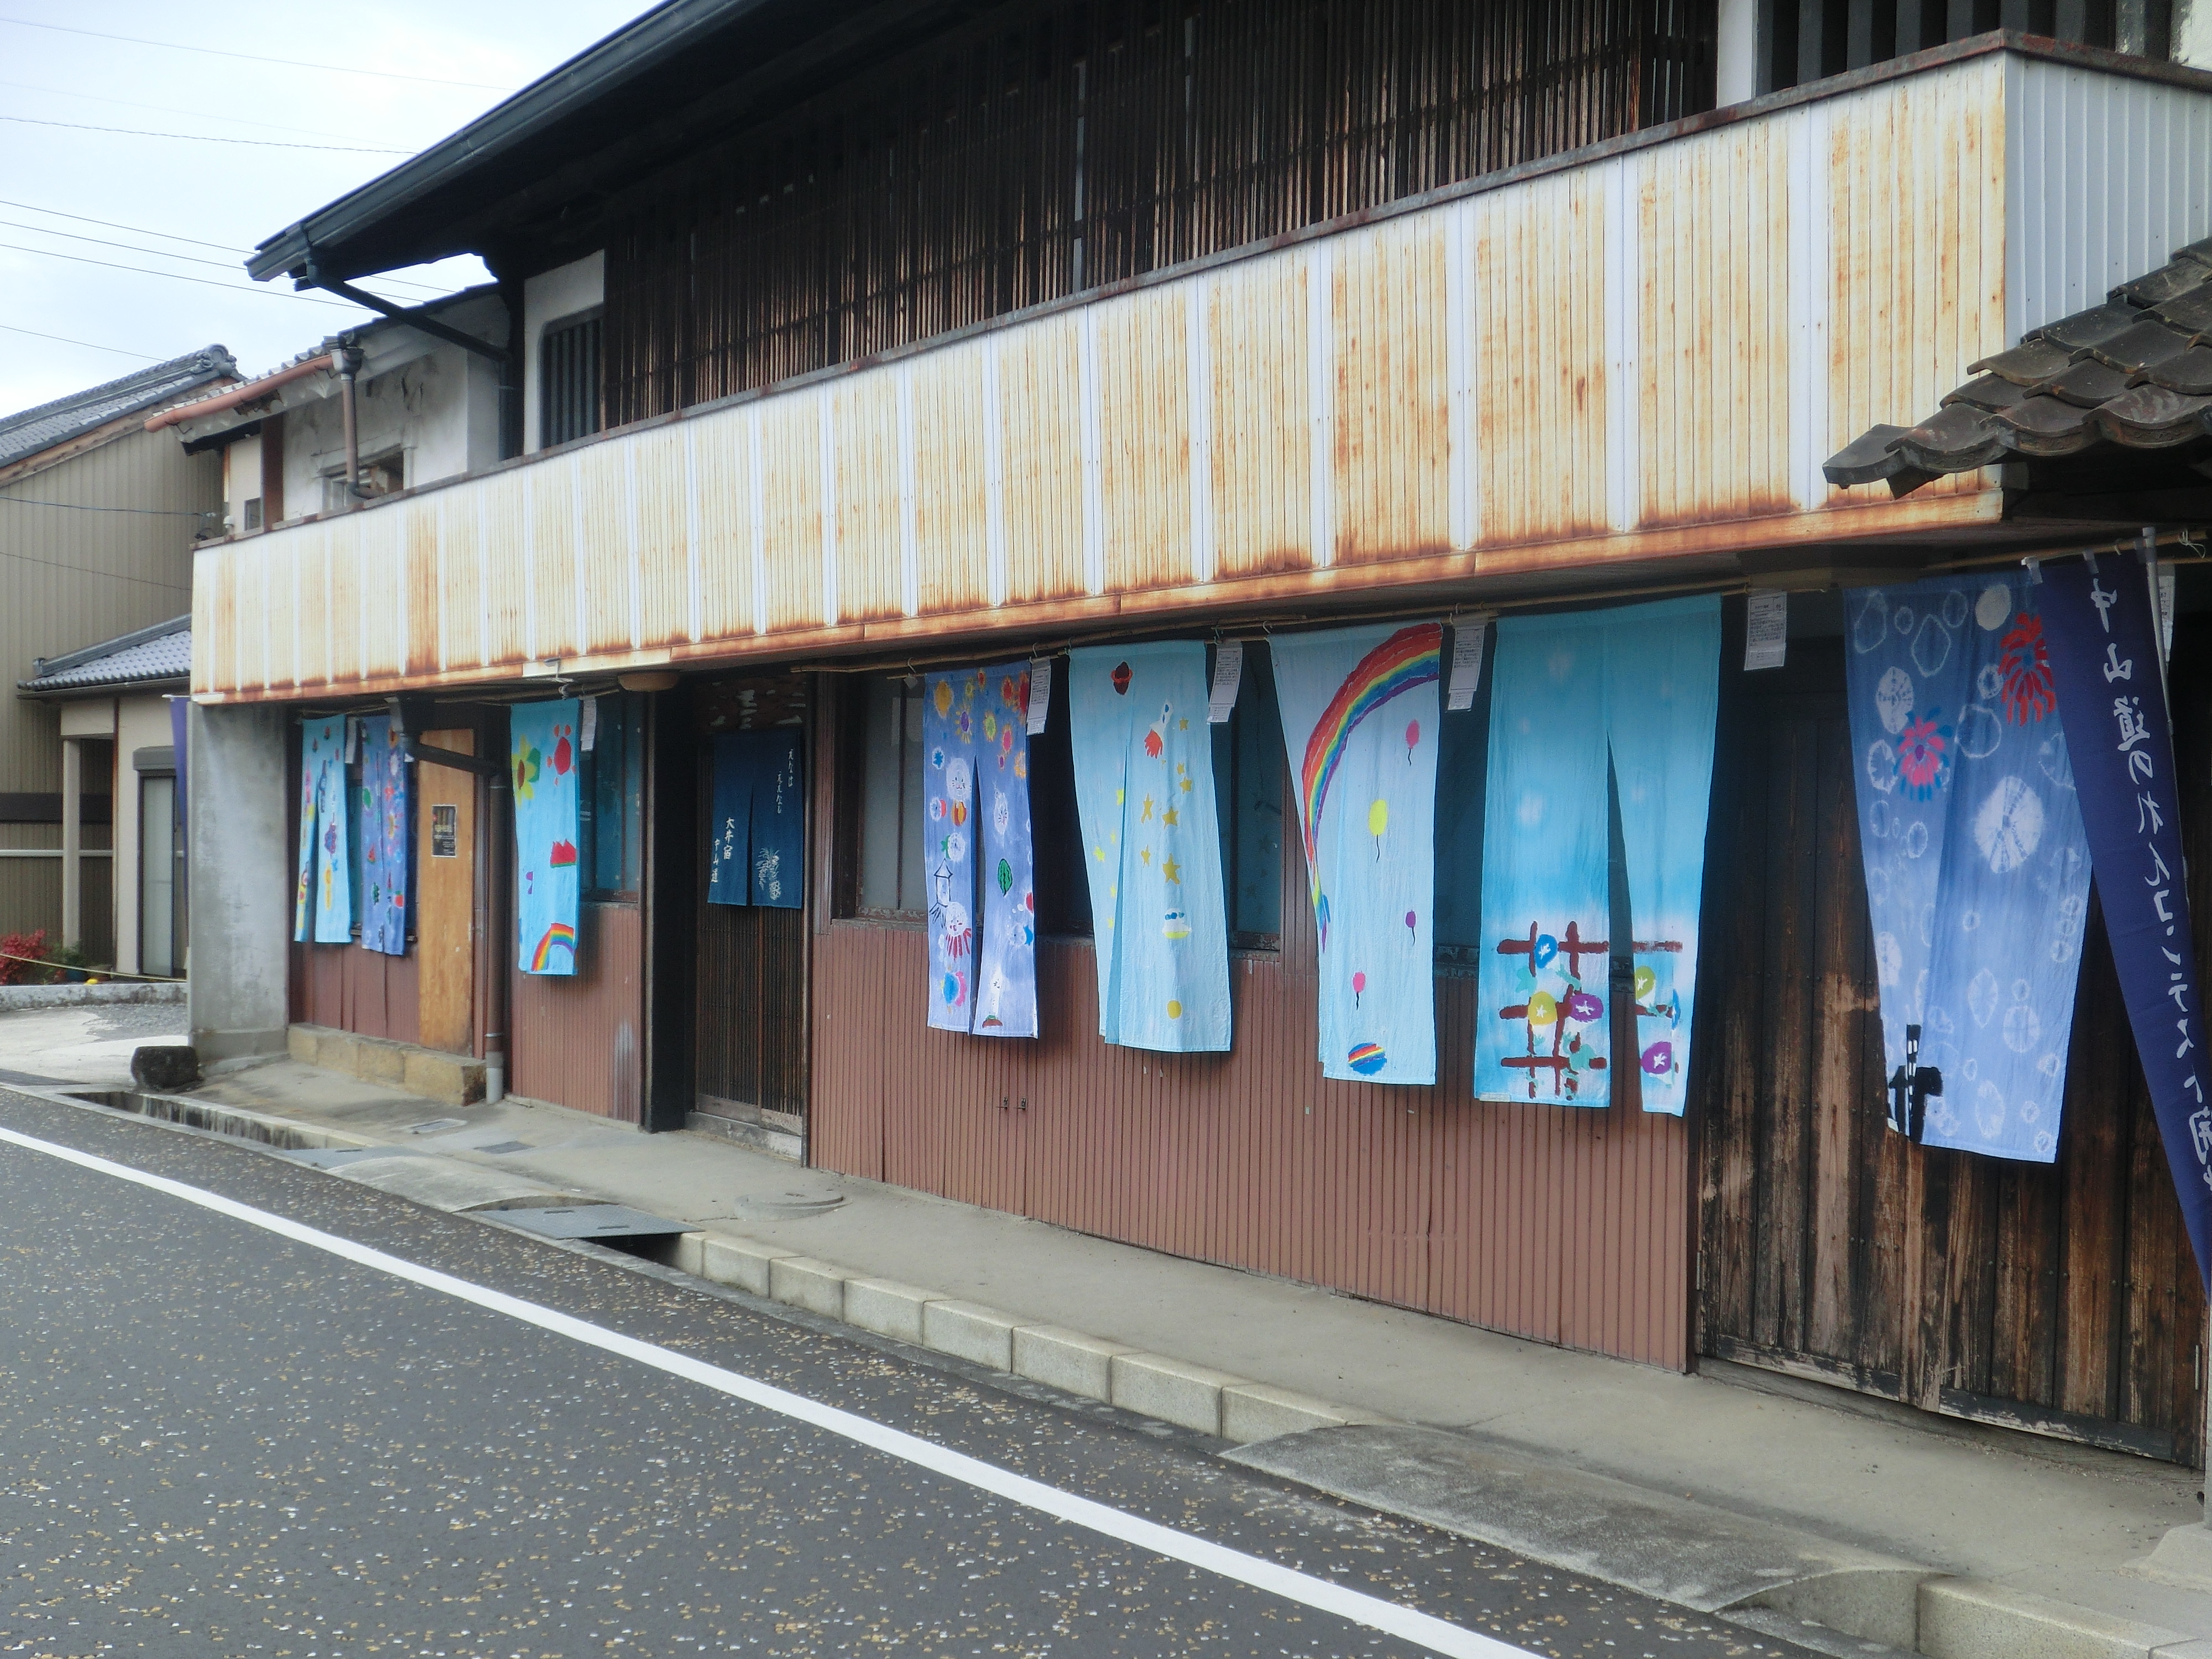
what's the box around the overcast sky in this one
[0,0,650,418]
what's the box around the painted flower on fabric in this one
[1997,614,2056,724]
[1895,711,1953,800]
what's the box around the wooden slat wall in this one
[1697,634,2209,1464]
[603,0,1714,427]
[815,845,1691,1367]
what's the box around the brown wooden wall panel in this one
[1696,635,2210,1465]
[812,922,1691,1369]
[509,901,645,1121]
[291,940,422,1048]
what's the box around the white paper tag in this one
[1744,589,1788,670]
[2157,562,2176,665]
[1446,620,1487,711]
[342,717,358,763]
[1207,641,1244,724]
[1025,659,1052,735]
[581,694,598,752]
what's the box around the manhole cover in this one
[476,1140,531,1155]
[405,1117,467,1136]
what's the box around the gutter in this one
[146,354,331,432]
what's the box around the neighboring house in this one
[16,617,190,978]
[0,347,233,961]
[185,0,2212,1472]
[147,286,507,533]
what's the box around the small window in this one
[854,677,927,915]
[578,693,646,899]
[1212,641,1283,949]
[541,310,603,448]
[242,497,263,532]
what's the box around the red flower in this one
[1999,615,2056,724]
[1897,711,1953,799]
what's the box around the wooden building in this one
[187,2,2212,1468]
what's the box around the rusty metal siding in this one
[510,901,646,1121]
[192,51,2206,703]
[998,315,1088,606]
[912,346,992,614]
[1207,252,1312,579]
[813,921,1689,1368]
[1637,119,1794,526]
[1094,285,1194,596]
[1333,214,1451,566]
[831,380,903,622]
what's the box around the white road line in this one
[0,1121,1535,1659]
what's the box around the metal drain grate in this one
[488,1204,690,1243]
[476,1140,531,1155]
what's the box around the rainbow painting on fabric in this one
[1295,624,1442,901]
[529,922,577,972]
[1273,622,1443,1084]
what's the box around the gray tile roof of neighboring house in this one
[18,615,190,695]
[0,347,237,471]
[1825,238,2212,494]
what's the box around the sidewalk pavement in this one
[8,1009,2212,1659]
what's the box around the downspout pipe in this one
[484,724,512,1105]
[336,345,365,503]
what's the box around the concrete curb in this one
[668,1226,1380,1448]
[0,981,185,1009]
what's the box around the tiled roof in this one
[18,615,190,694]
[0,347,237,471]
[1824,238,2212,494]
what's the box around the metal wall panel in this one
[509,900,645,1121]
[1333,213,1452,566]
[831,378,903,622]
[812,922,1690,1368]
[1094,285,1194,596]
[1208,251,1312,579]
[191,50,2198,703]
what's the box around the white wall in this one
[280,291,508,514]
[521,250,604,453]
[1715,0,1757,105]
[2178,0,2212,70]
[222,437,261,535]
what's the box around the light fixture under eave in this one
[618,671,680,693]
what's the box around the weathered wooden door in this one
[692,677,811,1146]
[1695,634,2207,1465]
[414,728,477,1056]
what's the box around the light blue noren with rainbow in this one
[1272,622,1442,1084]
[511,698,582,976]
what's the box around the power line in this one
[0,546,190,590]
[0,15,518,92]
[0,75,424,148]
[0,113,411,154]
[0,497,215,519]
[0,321,159,361]
[0,200,447,297]
[0,217,272,272]
[0,241,359,306]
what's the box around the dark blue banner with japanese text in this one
[2042,556,2212,1291]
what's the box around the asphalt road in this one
[0,1087,1814,1659]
